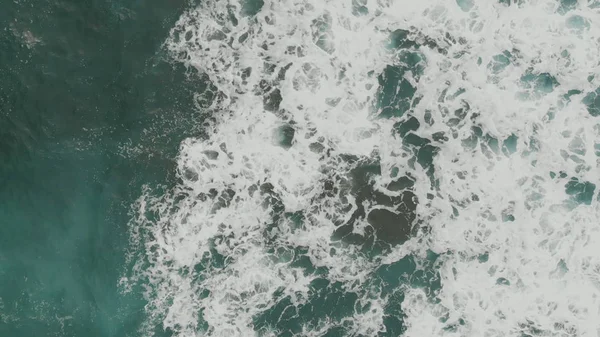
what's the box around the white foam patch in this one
[124,0,600,336]
[396,1,600,336]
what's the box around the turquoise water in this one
[0,1,434,334]
[0,0,203,335]
[4,1,600,336]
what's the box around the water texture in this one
[1,0,199,335]
[3,0,600,337]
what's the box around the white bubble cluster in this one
[124,0,600,336]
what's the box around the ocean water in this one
[3,0,600,336]
[1,0,198,335]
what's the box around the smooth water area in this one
[1,0,202,335]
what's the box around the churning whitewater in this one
[122,0,600,336]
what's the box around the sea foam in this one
[124,0,600,336]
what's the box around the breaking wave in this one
[122,0,600,336]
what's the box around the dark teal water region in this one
[0,0,204,335]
